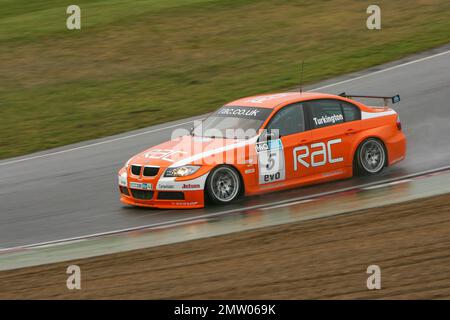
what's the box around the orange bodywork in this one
[118,92,406,209]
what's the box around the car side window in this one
[267,103,305,137]
[340,101,361,122]
[306,99,344,129]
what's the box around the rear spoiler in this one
[338,92,400,106]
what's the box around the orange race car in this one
[118,92,406,209]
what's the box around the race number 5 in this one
[265,152,276,170]
[257,140,286,184]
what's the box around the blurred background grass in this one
[0,0,449,159]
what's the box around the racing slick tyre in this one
[355,138,387,175]
[205,165,242,205]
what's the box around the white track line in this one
[310,49,450,92]
[1,48,449,167]
[0,120,197,166]
[1,165,449,252]
[362,179,411,190]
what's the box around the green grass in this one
[1,0,449,159]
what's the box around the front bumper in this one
[118,167,208,209]
[119,190,205,209]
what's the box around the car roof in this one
[225,92,347,109]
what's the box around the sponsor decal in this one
[293,138,343,170]
[322,169,345,177]
[255,139,282,153]
[143,149,187,162]
[182,183,201,189]
[172,202,198,206]
[218,107,260,117]
[142,183,152,190]
[215,107,272,120]
[257,139,285,184]
[245,168,255,174]
[129,182,153,190]
[157,183,175,189]
[313,114,344,126]
[262,171,282,183]
[156,173,209,191]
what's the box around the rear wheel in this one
[355,138,386,175]
[205,165,241,205]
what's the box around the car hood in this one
[127,135,256,168]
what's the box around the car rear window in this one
[341,101,361,122]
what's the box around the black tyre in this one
[205,165,242,205]
[355,138,387,175]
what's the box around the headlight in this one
[118,171,127,186]
[164,165,201,177]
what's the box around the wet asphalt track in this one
[1,45,450,249]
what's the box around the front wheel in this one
[205,165,242,205]
[355,138,387,175]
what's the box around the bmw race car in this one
[118,92,406,209]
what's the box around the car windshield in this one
[193,106,273,139]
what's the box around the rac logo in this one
[293,139,343,170]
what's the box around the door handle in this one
[345,128,356,135]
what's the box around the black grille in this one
[143,166,159,177]
[130,189,154,200]
[119,186,130,196]
[131,165,141,175]
[157,191,185,200]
